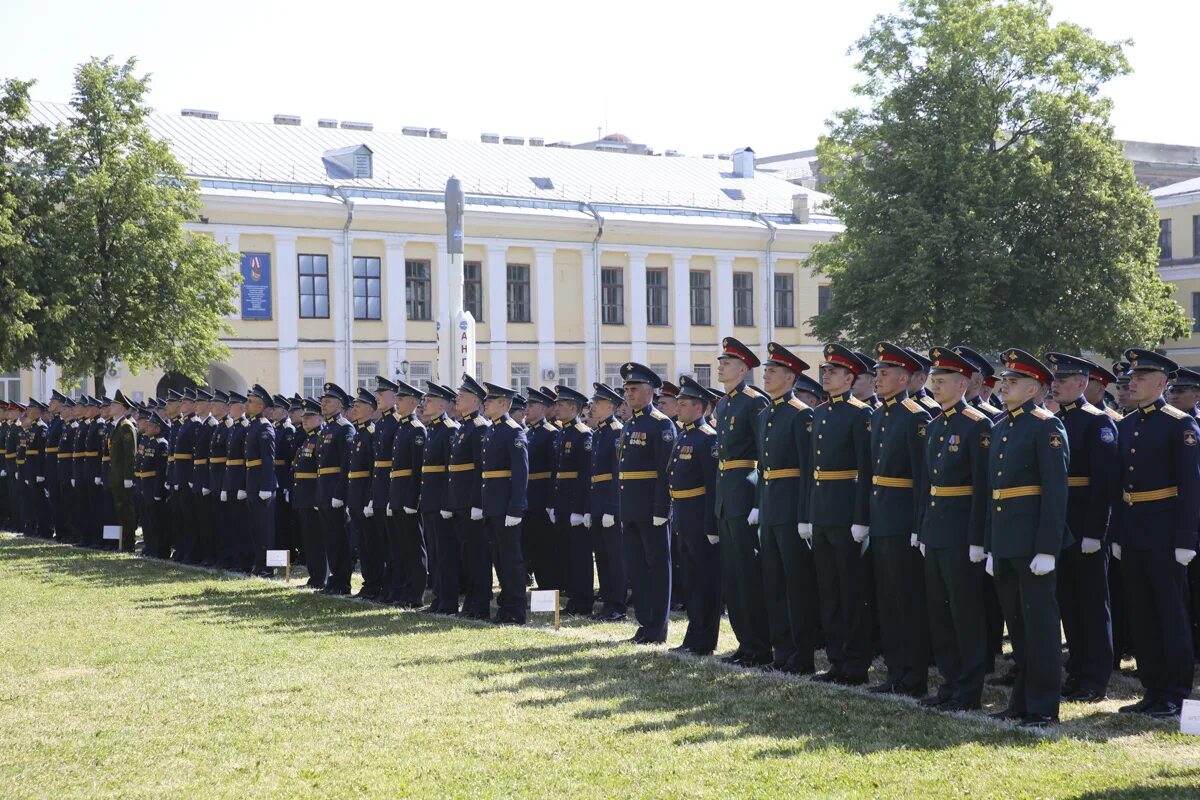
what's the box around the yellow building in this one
[1155,177,1200,365]
[7,105,842,403]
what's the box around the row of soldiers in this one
[4,338,1199,728]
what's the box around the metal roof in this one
[1152,175,1200,200]
[28,101,830,218]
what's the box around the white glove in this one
[363,502,374,518]
[919,543,927,557]
[386,504,394,517]
[0,469,5,477]
[220,490,228,502]
[43,489,49,498]
[985,554,994,576]
[123,479,134,489]
[188,482,193,489]
[1111,542,1122,560]
[707,534,720,545]
[470,507,483,521]
[850,524,869,543]
[1080,537,1102,554]
[570,513,584,527]
[504,515,521,527]
[969,545,986,563]
[403,506,417,515]
[439,510,453,520]
[602,514,615,528]
[583,513,592,528]
[36,475,44,483]
[1030,553,1056,576]
[202,487,211,496]
[283,490,289,503]
[94,477,102,486]
[653,516,668,527]
[259,490,272,501]
[547,508,556,524]
[747,508,759,526]
[1176,548,1197,566]
[24,479,29,485]
[910,533,918,548]
[154,496,162,501]
[237,489,247,501]
[70,478,75,487]
[798,523,813,540]
[331,497,344,509]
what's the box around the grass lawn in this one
[1,533,1198,799]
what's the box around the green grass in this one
[1,532,1198,799]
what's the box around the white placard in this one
[529,590,558,613]
[1182,699,1200,735]
[265,549,290,568]
[102,525,121,541]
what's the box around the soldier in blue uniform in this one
[867,343,933,696]
[44,390,67,539]
[587,382,628,621]
[793,373,826,410]
[851,351,880,408]
[808,344,874,684]
[385,378,427,607]
[138,412,170,558]
[1169,368,1200,660]
[245,385,278,578]
[206,391,232,567]
[618,363,676,644]
[271,393,298,558]
[346,388,379,598]
[292,398,326,589]
[447,374,492,619]
[552,386,595,611]
[1110,349,1200,718]
[316,383,355,595]
[21,399,51,537]
[984,350,1071,729]
[714,337,771,665]
[171,389,201,562]
[904,347,943,420]
[479,383,530,624]
[525,387,561,591]
[1045,352,1120,703]
[953,346,1004,419]
[419,382,459,614]
[222,392,253,572]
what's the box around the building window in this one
[646,269,668,326]
[689,270,711,326]
[405,260,431,321]
[356,361,379,391]
[693,364,712,388]
[818,284,831,315]
[558,362,578,389]
[476,362,485,382]
[604,362,623,389]
[774,273,795,328]
[408,361,433,390]
[733,272,754,327]
[353,256,382,320]
[0,371,19,402]
[507,264,531,323]
[1159,219,1173,261]
[651,363,669,383]
[601,267,625,325]
[1193,215,1200,259]
[302,360,326,399]
[464,261,483,322]
[1192,293,1200,333]
[511,362,531,391]
[298,254,329,318]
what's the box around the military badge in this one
[1049,432,1063,449]
[1099,428,1114,444]
[1185,430,1197,447]
[980,433,989,449]
[918,423,927,438]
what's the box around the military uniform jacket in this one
[0,420,10,473]
[714,381,768,518]
[370,413,399,509]
[481,414,530,518]
[98,419,113,487]
[108,415,136,484]
[171,415,200,489]
[137,435,168,500]
[192,415,214,494]
[869,393,931,538]
[588,417,623,518]
[809,391,874,528]
[388,413,425,512]
[984,400,1071,558]
[914,389,942,420]
[1056,399,1119,544]
[447,411,488,512]
[222,417,250,495]
[418,414,456,513]
[755,390,813,526]
[316,414,354,508]
[71,419,89,485]
[291,426,321,510]
[346,421,375,510]
[207,417,230,493]
[527,418,560,512]
[1111,397,1200,552]
[552,419,593,517]
[918,400,991,549]
[59,421,77,482]
[84,419,105,485]
[669,420,718,537]
[245,414,277,494]
[45,414,63,483]
[970,395,1005,423]
[274,420,297,495]
[20,420,48,483]
[617,405,675,522]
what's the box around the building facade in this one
[1156,176,1200,366]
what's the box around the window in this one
[818,284,831,315]
[353,256,382,320]
[464,261,483,322]
[408,361,433,390]
[302,360,326,399]
[774,273,795,328]
[693,364,712,388]
[511,362,531,391]
[1193,215,1200,259]
[1192,293,1200,333]
[733,272,754,327]
[646,269,668,325]
[476,362,485,382]
[604,362,623,389]
[651,363,669,383]
[1159,219,1173,261]
[357,361,379,391]
[558,362,579,389]
[690,270,712,326]
[405,260,431,321]
[298,254,330,318]
[601,268,624,325]
[507,264,531,322]
[0,371,19,402]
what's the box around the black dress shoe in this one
[920,693,952,708]
[989,707,1024,721]
[670,644,697,655]
[720,652,749,665]
[939,699,980,713]
[868,680,898,695]
[628,632,648,644]
[896,683,928,698]
[1064,688,1107,703]
[1018,714,1057,729]
[987,667,1018,687]
[780,662,816,676]
[1144,700,1182,719]
[1061,678,1080,697]
[813,670,843,684]
[836,672,868,687]
[1119,697,1154,714]
[593,611,627,622]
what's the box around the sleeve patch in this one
[1185,430,1197,447]
[1049,432,1063,449]
[1099,427,1115,444]
[980,433,990,449]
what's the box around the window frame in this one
[298,253,330,319]
[463,260,484,322]
[774,272,795,328]
[689,270,712,326]
[733,271,754,327]
[506,263,532,323]
[601,267,625,325]
[646,268,669,326]
[352,256,382,320]
[405,259,432,321]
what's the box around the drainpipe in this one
[752,212,777,347]
[333,187,355,389]
[581,202,605,384]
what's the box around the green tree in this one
[808,0,1187,358]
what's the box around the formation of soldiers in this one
[4,338,1200,729]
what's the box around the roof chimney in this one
[502,135,525,146]
[318,118,339,129]
[528,136,544,147]
[429,128,448,139]
[273,114,301,126]
[733,146,755,178]
[181,108,218,120]
[402,126,429,137]
[341,120,374,132]
[481,132,500,144]
[792,192,810,224]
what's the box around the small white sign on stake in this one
[529,589,560,629]
[265,549,291,580]
[102,525,122,550]
[1182,699,1200,735]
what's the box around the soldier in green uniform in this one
[108,391,138,551]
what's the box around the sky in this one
[3,0,1198,157]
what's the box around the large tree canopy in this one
[808,0,1187,358]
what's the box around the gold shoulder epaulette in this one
[574,422,590,433]
[1080,403,1103,416]
[961,406,986,422]
[609,420,624,431]
[338,417,354,427]
[1162,404,1187,420]
[1031,407,1054,420]
[978,401,1002,416]
[902,398,923,413]
[920,395,939,410]
[446,419,460,429]
[1105,408,1124,422]
[675,419,684,430]
[506,418,520,429]
[240,417,250,427]
[649,407,668,421]
[473,416,488,427]
[699,423,716,436]
[788,397,808,411]
[743,386,761,399]
[847,396,869,409]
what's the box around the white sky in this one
[3,0,1197,156]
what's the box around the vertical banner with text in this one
[240,252,273,320]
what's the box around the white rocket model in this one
[444,176,476,384]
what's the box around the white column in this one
[671,254,690,380]
[275,233,299,395]
[715,254,735,339]
[533,246,556,384]
[435,241,452,383]
[485,244,509,385]
[330,232,348,388]
[222,229,241,322]
[581,246,598,385]
[384,235,409,380]
[629,249,648,365]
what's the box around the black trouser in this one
[1124,546,1194,704]
[456,514,491,617]
[624,518,671,642]
[812,524,873,676]
[678,517,723,654]
[192,490,214,564]
[425,511,458,612]
[1109,557,1132,663]
[721,515,770,659]
[229,497,252,571]
[353,510,386,596]
[388,510,427,604]
[566,517,596,613]
[873,534,931,692]
[297,507,326,587]
[1189,557,1200,660]
[527,509,563,590]
[111,483,136,551]
[596,518,628,614]
[320,505,351,593]
[85,482,105,547]
[1057,542,1113,693]
[275,491,294,554]
[143,497,170,558]
[924,544,986,706]
[249,491,276,575]
[983,572,1004,670]
[994,556,1062,719]
[671,526,688,609]
[173,490,195,561]
[50,475,70,540]
[486,516,526,623]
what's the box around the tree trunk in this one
[93,364,106,398]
